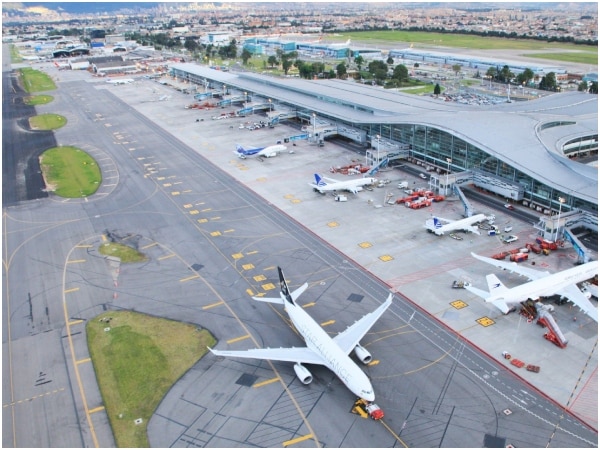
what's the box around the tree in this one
[578,81,588,92]
[267,55,278,68]
[354,55,364,71]
[336,62,347,79]
[241,48,252,65]
[282,58,294,75]
[539,72,557,91]
[386,56,394,65]
[393,64,409,83]
[184,38,198,53]
[452,64,462,77]
[589,81,598,94]
[498,65,514,83]
[434,83,442,96]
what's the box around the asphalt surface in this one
[2,55,597,448]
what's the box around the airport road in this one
[3,66,597,449]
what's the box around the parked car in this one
[504,203,515,211]
[502,235,519,244]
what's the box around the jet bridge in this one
[453,184,475,218]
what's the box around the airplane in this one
[234,143,287,159]
[424,213,494,236]
[464,252,598,321]
[106,78,134,85]
[209,267,393,402]
[310,173,377,195]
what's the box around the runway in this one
[2,58,597,448]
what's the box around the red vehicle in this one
[504,203,515,210]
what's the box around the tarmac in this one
[85,72,599,432]
[18,61,598,441]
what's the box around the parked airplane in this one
[235,143,287,159]
[465,252,598,321]
[424,213,493,236]
[209,267,393,402]
[310,173,377,195]
[106,78,134,85]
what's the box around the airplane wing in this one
[252,282,308,305]
[471,252,548,280]
[466,226,481,235]
[556,284,598,322]
[333,294,393,354]
[209,345,327,365]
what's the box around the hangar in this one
[169,63,598,225]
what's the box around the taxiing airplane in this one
[310,173,376,195]
[106,78,134,85]
[424,213,493,236]
[465,252,598,321]
[209,267,393,402]
[235,143,287,159]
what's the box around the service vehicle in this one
[502,235,519,244]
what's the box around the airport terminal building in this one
[170,63,598,228]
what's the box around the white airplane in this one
[106,78,134,85]
[310,173,376,195]
[465,252,598,321]
[209,267,393,402]
[424,213,493,236]
[234,143,287,159]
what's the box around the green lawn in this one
[98,242,148,263]
[24,94,54,106]
[29,113,67,130]
[18,67,56,93]
[39,146,102,197]
[87,311,216,447]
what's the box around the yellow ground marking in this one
[180,274,200,282]
[253,377,280,388]
[68,319,84,326]
[210,231,222,237]
[320,320,335,327]
[183,189,192,193]
[76,358,91,365]
[88,406,105,414]
[262,283,276,291]
[283,434,314,447]
[197,218,208,223]
[302,302,316,308]
[291,199,301,204]
[227,334,251,344]
[242,264,255,270]
[171,191,180,196]
[163,183,172,187]
[477,317,495,327]
[253,274,266,282]
[202,301,224,310]
[101,234,107,242]
[158,253,175,261]
[64,287,80,294]
[141,242,158,250]
[67,259,85,264]
[327,221,339,227]
[368,360,380,366]
[156,176,165,180]
[183,204,192,208]
[224,229,234,233]
[201,208,212,212]
[3,388,65,408]
[189,210,199,215]
[232,253,243,259]
[75,244,93,248]
[247,250,259,255]
[211,216,221,220]
[246,289,257,296]
[284,194,294,199]
[358,242,372,248]
[450,300,468,309]
[379,255,394,262]
[257,177,268,182]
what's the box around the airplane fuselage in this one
[428,213,487,235]
[286,299,375,401]
[489,262,598,305]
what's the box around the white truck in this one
[397,181,409,189]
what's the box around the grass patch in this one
[87,311,216,447]
[526,51,598,65]
[10,44,23,63]
[29,113,67,130]
[39,146,102,197]
[18,67,56,93]
[98,242,148,263]
[24,94,54,106]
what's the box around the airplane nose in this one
[363,392,375,402]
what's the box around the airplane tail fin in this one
[486,274,508,295]
[252,267,307,305]
[314,174,327,187]
[433,217,442,229]
[235,144,245,153]
[278,266,295,305]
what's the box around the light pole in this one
[555,197,565,242]
[312,112,316,145]
[445,158,452,195]
[268,98,272,112]
[376,134,381,165]
[244,91,247,107]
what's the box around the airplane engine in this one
[293,363,313,384]
[354,345,372,364]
